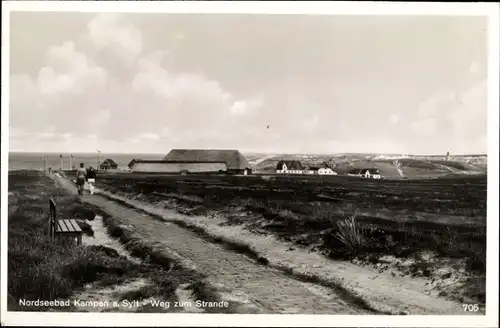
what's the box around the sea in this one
[7,152,165,171]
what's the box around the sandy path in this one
[51,174,368,314]
[52,173,474,315]
[93,190,474,315]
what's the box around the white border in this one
[1,1,499,327]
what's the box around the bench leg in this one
[77,235,82,246]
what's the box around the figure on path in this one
[86,166,97,195]
[75,163,87,195]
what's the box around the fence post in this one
[49,198,56,239]
[47,205,51,238]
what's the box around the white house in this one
[318,167,337,175]
[276,160,304,174]
[307,162,337,175]
[348,168,381,179]
[362,168,381,179]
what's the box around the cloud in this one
[130,132,161,143]
[9,13,486,154]
[229,96,264,115]
[10,36,108,138]
[469,61,480,74]
[86,13,143,67]
[230,100,250,115]
[87,109,112,130]
[297,114,320,131]
[43,41,108,95]
[10,13,263,152]
[174,33,186,40]
[133,54,231,104]
[411,79,487,153]
[388,114,399,125]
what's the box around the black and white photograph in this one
[1,1,499,327]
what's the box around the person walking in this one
[86,166,97,195]
[75,163,87,195]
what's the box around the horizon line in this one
[8,150,488,157]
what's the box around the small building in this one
[128,159,139,170]
[362,168,381,179]
[276,160,303,174]
[317,162,337,175]
[99,158,118,171]
[303,163,337,175]
[164,149,252,175]
[318,167,337,175]
[348,168,381,179]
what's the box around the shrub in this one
[334,211,366,255]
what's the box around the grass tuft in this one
[334,211,366,255]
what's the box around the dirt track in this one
[52,174,369,314]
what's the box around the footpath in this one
[52,173,368,314]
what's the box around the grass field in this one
[96,172,487,304]
[7,170,216,312]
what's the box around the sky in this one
[8,12,488,155]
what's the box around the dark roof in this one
[130,159,227,164]
[303,162,332,171]
[318,162,333,169]
[128,159,142,168]
[100,158,118,167]
[163,149,251,170]
[276,160,303,170]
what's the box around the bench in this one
[48,198,83,245]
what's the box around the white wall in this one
[276,169,305,174]
[318,168,337,175]
[131,162,227,173]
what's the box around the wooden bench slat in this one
[65,220,73,232]
[63,220,80,233]
[65,220,75,232]
[56,220,65,232]
[62,220,71,232]
[63,219,73,232]
[56,220,67,232]
[55,219,82,233]
[68,219,83,232]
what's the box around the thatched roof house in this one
[276,160,303,171]
[99,158,118,170]
[163,149,252,175]
[128,159,140,169]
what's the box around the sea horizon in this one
[8,150,488,157]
